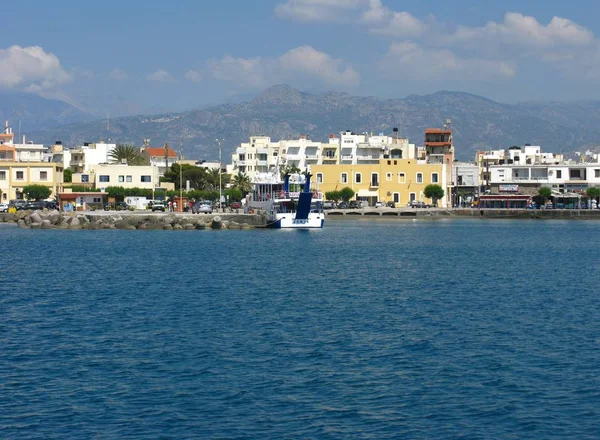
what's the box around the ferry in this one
[250,173,325,229]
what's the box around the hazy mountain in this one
[0,91,93,133]
[27,85,600,161]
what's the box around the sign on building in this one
[499,184,519,193]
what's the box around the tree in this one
[280,164,301,180]
[231,172,252,195]
[225,187,243,202]
[24,185,52,201]
[162,163,208,190]
[339,187,355,202]
[424,184,445,206]
[325,190,342,203]
[63,168,73,183]
[538,187,552,206]
[586,187,600,208]
[109,144,147,165]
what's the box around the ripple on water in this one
[1,220,599,439]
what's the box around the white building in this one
[228,131,417,182]
[94,164,160,191]
[142,145,178,175]
[70,141,116,173]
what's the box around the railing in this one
[341,155,353,161]
[305,155,318,160]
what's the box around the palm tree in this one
[204,168,221,191]
[232,172,252,195]
[109,144,146,165]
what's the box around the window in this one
[93,198,101,203]
[410,192,416,202]
[0,171,6,180]
[326,150,335,158]
[393,193,400,203]
[40,171,48,181]
[141,175,151,183]
[416,173,423,183]
[81,174,89,183]
[118,175,125,183]
[16,171,24,180]
[126,175,132,183]
[355,173,362,184]
[341,173,348,183]
[556,170,562,179]
[386,172,392,181]
[371,173,378,186]
[398,173,406,183]
[99,175,110,182]
[431,173,439,184]
[595,169,600,178]
[316,173,323,184]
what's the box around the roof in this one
[425,129,452,134]
[144,147,177,158]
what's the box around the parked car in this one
[410,201,430,208]
[25,201,47,210]
[349,201,359,209]
[193,201,213,214]
[0,203,8,213]
[9,200,27,211]
[230,201,242,209]
[337,201,348,209]
[116,202,129,211]
[152,202,166,212]
[386,201,396,208]
[322,201,334,210]
[375,201,385,208]
[44,201,58,210]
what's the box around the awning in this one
[357,190,379,197]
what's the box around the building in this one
[0,123,64,201]
[58,191,106,211]
[452,162,480,206]
[311,158,448,207]
[0,161,64,201]
[69,141,116,173]
[142,144,179,175]
[94,164,160,191]
[228,135,281,180]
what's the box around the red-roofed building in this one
[142,145,179,175]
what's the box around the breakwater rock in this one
[0,210,266,230]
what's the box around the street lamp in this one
[179,150,183,213]
[216,138,223,210]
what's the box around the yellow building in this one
[311,159,448,207]
[0,161,65,201]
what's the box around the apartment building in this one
[94,164,160,190]
[142,145,178,175]
[311,159,448,207]
[0,123,64,200]
[69,141,116,173]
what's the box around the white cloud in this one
[450,13,594,48]
[380,42,516,81]
[146,69,175,82]
[209,46,359,88]
[0,45,71,92]
[275,0,368,22]
[184,70,202,82]
[360,0,428,37]
[109,68,128,80]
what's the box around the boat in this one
[250,173,325,229]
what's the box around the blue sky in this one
[3,0,600,116]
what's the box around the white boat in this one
[250,173,324,229]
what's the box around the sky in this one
[3,0,600,117]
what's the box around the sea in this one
[1,218,599,439]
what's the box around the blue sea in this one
[1,218,599,439]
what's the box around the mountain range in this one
[0,91,93,133]
[13,85,600,161]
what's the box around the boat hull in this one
[277,213,324,229]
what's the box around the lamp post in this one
[179,150,183,213]
[216,138,223,210]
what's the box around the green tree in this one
[231,172,252,195]
[325,190,342,203]
[23,185,52,201]
[280,164,301,180]
[586,186,600,208]
[162,163,208,190]
[109,144,147,165]
[225,187,243,202]
[538,187,552,205]
[424,184,445,206]
[339,187,355,202]
[63,168,73,183]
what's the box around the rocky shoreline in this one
[0,210,265,230]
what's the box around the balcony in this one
[256,160,268,166]
[305,154,318,160]
[257,148,269,154]
[236,160,247,166]
[427,155,444,165]
[341,155,353,161]
[322,156,337,161]
[357,155,379,161]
